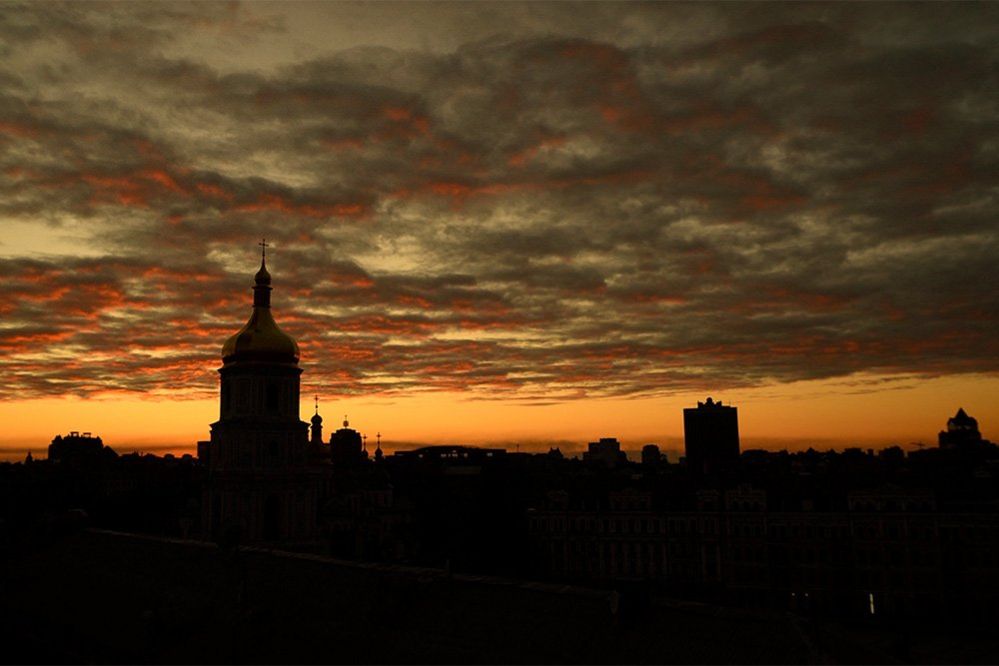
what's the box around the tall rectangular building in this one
[683,397,740,473]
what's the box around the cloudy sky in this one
[1,2,997,456]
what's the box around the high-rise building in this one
[683,397,739,473]
[938,407,984,449]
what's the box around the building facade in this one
[529,483,999,620]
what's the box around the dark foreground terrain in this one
[0,529,819,664]
[6,528,999,664]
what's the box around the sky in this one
[1,2,997,458]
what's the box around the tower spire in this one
[221,240,298,364]
[253,240,272,307]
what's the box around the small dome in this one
[255,261,271,286]
[311,412,323,424]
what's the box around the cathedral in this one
[198,245,375,548]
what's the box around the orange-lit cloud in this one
[0,3,997,451]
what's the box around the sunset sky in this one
[1,2,997,459]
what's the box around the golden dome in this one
[221,256,299,365]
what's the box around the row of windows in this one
[542,533,999,586]
[770,545,852,566]
[939,525,999,541]
[221,378,294,416]
[767,524,849,540]
[532,514,999,542]
[726,500,766,512]
[547,540,720,582]
[531,516,722,536]
[609,500,652,512]
[548,540,669,578]
[849,500,935,512]
[541,535,956,570]
[532,517,931,541]
[533,516,663,535]
[220,439,287,468]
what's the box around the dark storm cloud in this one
[1,2,997,399]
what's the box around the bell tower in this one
[213,240,306,469]
[202,241,314,544]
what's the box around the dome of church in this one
[221,254,299,365]
[222,308,299,364]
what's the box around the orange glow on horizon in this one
[1,373,996,461]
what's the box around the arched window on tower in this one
[266,382,279,414]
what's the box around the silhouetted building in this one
[938,407,983,449]
[530,409,999,625]
[200,245,317,544]
[683,397,739,473]
[330,416,366,466]
[307,398,328,464]
[583,438,627,467]
[311,402,324,446]
[641,444,662,466]
[47,431,117,465]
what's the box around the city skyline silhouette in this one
[2,3,999,664]
[3,246,987,463]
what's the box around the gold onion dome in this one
[221,253,299,365]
